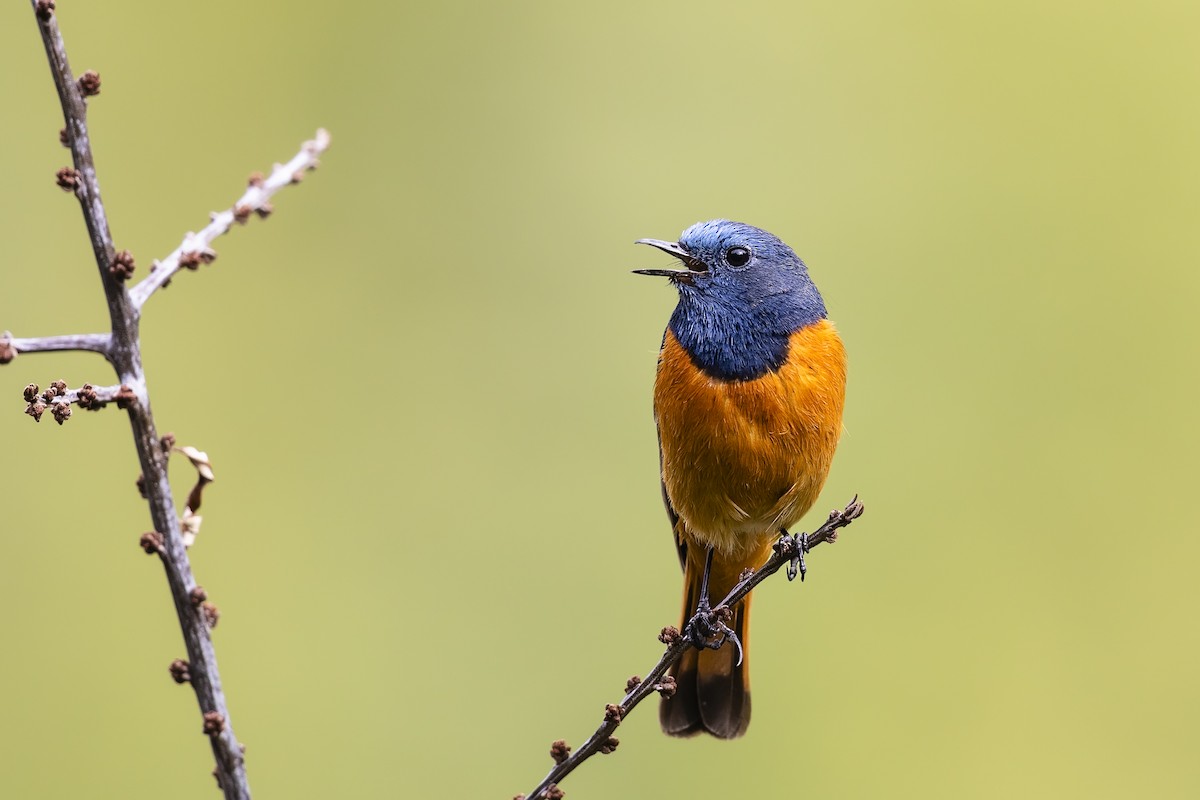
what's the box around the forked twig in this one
[7,3,331,797]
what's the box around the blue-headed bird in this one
[634,220,846,739]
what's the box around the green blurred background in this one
[2,1,1197,797]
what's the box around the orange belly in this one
[654,319,847,558]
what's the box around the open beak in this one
[632,238,707,283]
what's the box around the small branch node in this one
[139,531,165,555]
[55,166,80,192]
[189,586,208,606]
[0,337,16,365]
[114,385,136,409]
[169,659,192,684]
[77,69,101,97]
[109,249,136,282]
[76,384,99,409]
[35,0,55,21]
[202,711,226,736]
[25,401,46,422]
[549,740,571,765]
[50,400,72,424]
[201,602,220,629]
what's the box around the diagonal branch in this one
[518,496,865,800]
[30,4,252,797]
[128,129,331,308]
[20,3,327,798]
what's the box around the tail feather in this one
[660,546,758,739]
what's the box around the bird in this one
[634,219,846,739]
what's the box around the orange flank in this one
[655,319,846,738]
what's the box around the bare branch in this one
[519,497,865,800]
[18,3,326,797]
[30,2,252,794]
[1,332,112,362]
[128,129,331,308]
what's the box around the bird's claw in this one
[684,597,745,666]
[786,530,810,582]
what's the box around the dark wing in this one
[657,423,688,571]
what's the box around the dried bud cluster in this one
[178,247,216,271]
[50,402,72,424]
[24,380,70,424]
[549,740,571,765]
[655,675,677,699]
[76,383,99,409]
[202,711,225,736]
[55,166,80,192]
[35,0,55,20]
[78,70,101,97]
[114,385,136,409]
[201,602,220,629]
[624,675,641,693]
[598,737,619,755]
[25,401,45,422]
[189,586,208,605]
[603,703,624,723]
[169,659,192,684]
[59,127,69,147]
[139,531,164,555]
[658,626,681,645]
[109,250,136,281]
[0,339,16,364]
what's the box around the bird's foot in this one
[684,595,744,666]
[784,529,810,582]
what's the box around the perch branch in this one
[128,128,330,308]
[518,496,864,800]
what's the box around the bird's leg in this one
[783,528,810,582]
[684,547,744,665]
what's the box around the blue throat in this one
[668,286,826,382]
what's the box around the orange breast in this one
[654,319,847,557]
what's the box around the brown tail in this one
[660,544,764,739]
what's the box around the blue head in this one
[634,220,827,381]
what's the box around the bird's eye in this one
[725,246,751,267]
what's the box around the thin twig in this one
[128,129,330,308]
[519,496,865,800]
[1,332,112,361]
